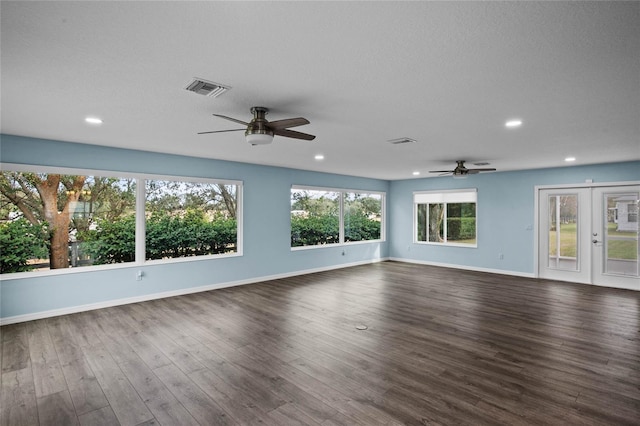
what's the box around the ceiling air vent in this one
[185,78,230,98]
[388,137,416,145]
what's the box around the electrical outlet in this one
[341,250,346,256]
[499,253,504,260]
[136,270,143,281]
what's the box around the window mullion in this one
[135,178,146,263]
[443,203,448,243]
[426,203,430,242]
[339,192,345,243]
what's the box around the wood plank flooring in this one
[1,261,639,425]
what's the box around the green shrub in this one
[80,215,136,264]
[291,214,380,246]
[0,219,49,273]
[345,214,381,242]
[447,217,476,240]
[81,211,237,264]
[291,215,340,246]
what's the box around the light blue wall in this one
[0,135,389,319]
[2,134,638,321]
[389,161,640,274]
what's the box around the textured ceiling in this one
[1,1,639,180]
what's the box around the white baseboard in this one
[0,257,388,326]
[388,257,536,279]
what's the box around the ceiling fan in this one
[430,160,496,177]
[198,106,315,145]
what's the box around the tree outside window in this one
[1,168,240,274]
[291,187,384,247]
[414,190,477,246]
[1,172,136,273]
[291,189,340,247]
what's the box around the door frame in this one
[534,181,640,287]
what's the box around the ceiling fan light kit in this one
[246,132,274,145]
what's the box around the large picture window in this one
[414,189,477,246]
[145,180,238,260]
[0,165,241,275]
[291,186,384,248]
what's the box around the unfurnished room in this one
[0,1,639,425]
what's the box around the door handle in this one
[592,239,600,244]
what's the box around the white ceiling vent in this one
[185,78,230,97]
[388,137,416,145]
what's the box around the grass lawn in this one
[450,238,477,245]
[549,223,577,257]
[550,223,637,260]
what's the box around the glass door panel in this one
[539,188,590,283]
[547,194,578,271]
[601,191,639,278]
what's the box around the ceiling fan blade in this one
[197,129,245,135]
[468,168,497,172]
[273,128,316,141]
[429,170,454,173]
[212,114,249,126]
[266,117,310,130]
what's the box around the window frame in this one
[413,189,477,248]
[291,185,386,250]
[0,163,243,279]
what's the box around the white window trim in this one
[413,188,478,248]
[0,163,243,280]
[290,185,386,250]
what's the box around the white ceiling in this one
[1,1,639,180]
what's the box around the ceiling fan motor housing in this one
[245,107,274,145]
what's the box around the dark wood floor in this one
[1,261,639,425]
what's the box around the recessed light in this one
[505,119,522,128]
[314,154,324,161]
[412,171,420,176]
[564,156,576,162]
[85,117,103,125]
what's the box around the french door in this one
[538,185,639,290]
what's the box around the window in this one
[291,186,384,248]
[0,171,137,273]
[145,179,238,260]
[0,165,241,275]
[290,188,340,247]
[344,192,382,242]
[414,189,477,246]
